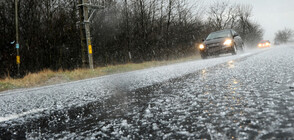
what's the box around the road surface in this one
[0,45,294,139]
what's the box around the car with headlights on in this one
[258,40,271,48]
[199,29,244,59]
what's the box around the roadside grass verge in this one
[0,55,200,92]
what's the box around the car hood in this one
[204,38,229,45]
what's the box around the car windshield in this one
[206,30,231,40]
[260,40,270,43]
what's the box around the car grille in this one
[207,43,221,49]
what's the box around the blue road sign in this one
[16,44,19,49]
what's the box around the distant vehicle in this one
[258,40,271,48]
[274,42,280,45]
[199,29,244,59]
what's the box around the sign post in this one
[15,0,20,76]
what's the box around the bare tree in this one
[234,4,263,47]
[274,28,293,44]
[236,4,252,36]
[207,1,238,30]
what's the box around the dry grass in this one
[0,69,57,91]
[0,55,200,92]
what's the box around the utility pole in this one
[78,0,87,68]
[78,0,104,69]
[83,0,93,69]
[15,0,20,76]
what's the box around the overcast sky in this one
[192,0,294,41]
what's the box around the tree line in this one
[0,0,80,77]
[274,28,293,44]
[0,0,263,78]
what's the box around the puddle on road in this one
[228,60,235,69]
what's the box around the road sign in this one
[16,43,19,49]
[88,45,92,54]
[16,56,20,64]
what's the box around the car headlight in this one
[258,43,262,47]
[266,43,270,46]
[199,44,205,50]
[223,39,232,46]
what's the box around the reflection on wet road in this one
[1,46,294,139]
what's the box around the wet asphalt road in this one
[1,46,294,139]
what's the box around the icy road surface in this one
[1,46,294,139]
